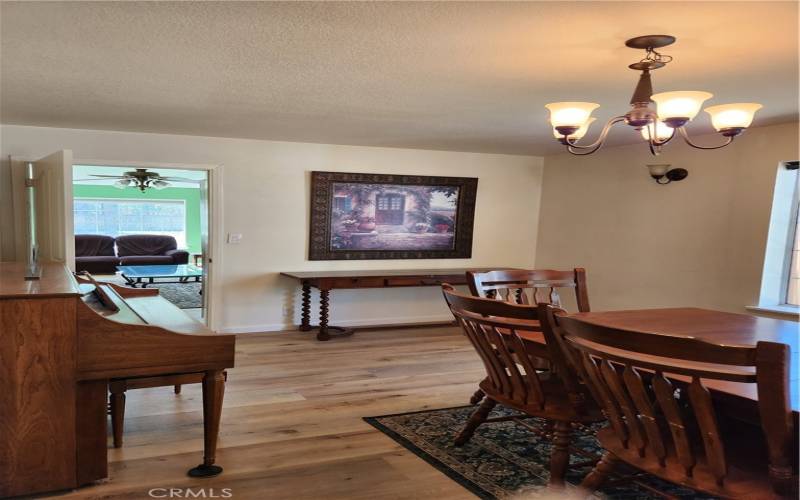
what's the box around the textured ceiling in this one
[1,1,797,156]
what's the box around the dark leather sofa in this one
[116,234,189,266]
[75,234,119,274]
[74,234,189,274]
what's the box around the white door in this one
[9,150,74,267]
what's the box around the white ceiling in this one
[1,1,797,156]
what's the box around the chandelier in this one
[546,35,762,156]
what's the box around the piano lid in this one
[78,277,213,336]
[76,280,232,380]
[0,262,80,299]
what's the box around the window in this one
[74,198,187,248]
[756,161,799,313]
[376,194,404,211]
[787,203,800,305]
[333,196,351,212]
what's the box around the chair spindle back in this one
[556,313,794,492]
[442,284,585,411]
[467,268,590,312]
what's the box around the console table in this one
[281,268,500,340]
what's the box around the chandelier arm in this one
[564,115,627,150]
[567,143,605,156]
[678,127,734,150]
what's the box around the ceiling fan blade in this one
[73,178,116,182]
[160,176,200,182]
[89,174,128,178]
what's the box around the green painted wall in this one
[73,185,202,254]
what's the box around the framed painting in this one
[309,171,478,260]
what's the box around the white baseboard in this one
[219,314,454,334]
[219,323,289,334]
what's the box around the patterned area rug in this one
[103,275,202,309]
[364,405,716,500]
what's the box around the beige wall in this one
[0,124,544,332]
[536,122,799,313]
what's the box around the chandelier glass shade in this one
[546,35,762,156]
[640,120,673,141]
[553,117,595,140]
[705,103,763,132]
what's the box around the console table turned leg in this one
[318,289,331,341]
[188,370,226,478]
[300,281,312,332]
[295,282,353,341]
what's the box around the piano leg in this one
[109,388,126,448]
[188,369,225,478]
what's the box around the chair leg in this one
[455,397,496,446]
[469,388,485,405]
[174,384,182,394]
[768,464,796,497]
[581,451,619,491]
[549,420,572,487]
[110,390,126,448]
[543,419,555,437]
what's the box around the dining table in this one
[543,307,799,423]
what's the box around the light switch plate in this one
[227,233,243,244]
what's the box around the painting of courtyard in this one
[330,182,459,251]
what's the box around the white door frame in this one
[73,158,225,332]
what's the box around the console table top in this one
[281,268,506,280]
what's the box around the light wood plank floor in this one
[58,326,488,499]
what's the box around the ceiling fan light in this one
[152,180,170,190]
[704,103,762,133]
[552,118,595,140]
[114,179,131,189]
[640,120,674,141]
[651,91,713,126]
[545,102,600,134]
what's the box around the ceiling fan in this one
[74,168,197,192]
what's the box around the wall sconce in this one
[647,164,688,184]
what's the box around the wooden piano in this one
[0,262,236,497]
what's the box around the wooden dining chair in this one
[555,311,797,498]
[467,268,590,311]
[465,268,590,405]
[441,284,604,487]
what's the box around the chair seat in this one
[596,426,792,499]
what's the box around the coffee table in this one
[117,264,202,288]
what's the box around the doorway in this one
[71,163,220,326]
[375,194,406,225]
